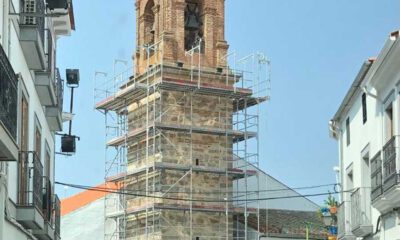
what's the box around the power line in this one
[58,181,337,195]
[56,181,348,203]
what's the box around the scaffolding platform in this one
[95,82,148,111]
[126,203,258,215]
[106,161,258,183]
[107,123,257,147]
[95,76,255,112]
[234,96,269,111]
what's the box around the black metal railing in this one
[18,151,44,213]
[42,176,52,222]
[371,151,383,201]
[46,29,54,71]
[55,68,64,112]
[54,194,61,237]
[0,44,18,140]
[20,0,46,47]
[383,136,397,192]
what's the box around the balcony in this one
[19,0,46,70]
[337,202,355,240]
[373,136,400,213]
[0,43,19,161]
[45,68,64,132]
[35,29,56,106]
[16,151,45,230]
[350,188,373,237]
[33,177,58,240]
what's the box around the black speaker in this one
[66,69,80,87]
[47,0,68,10]
[61,135,76,153]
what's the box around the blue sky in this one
[55,0,400,204]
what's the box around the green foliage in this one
[324,194,338,207]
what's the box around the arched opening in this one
[144,0,155,46]
[184,0,204,52]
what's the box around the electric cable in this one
[58,181,338,195]
[56,181,351,203]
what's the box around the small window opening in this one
[346,117,350,146]
[195,158,199,166]
[362,93,367,124]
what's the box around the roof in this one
[61,182,119,216]
[331,59,374,123]
[235,209,328,239]
[331,30,400,127]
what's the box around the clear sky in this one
[55,0,400,204]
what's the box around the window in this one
[144,0,155,46]
[45,143,51,179]
[346,117,350,146]
[362,93,367,124]
[18,95,29,204]
[384,103,394,142]
[35,126,42,161]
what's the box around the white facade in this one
[0,0,74,239]
[330,31,400,240]
[234,160,319,212]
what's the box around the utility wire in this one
[57,181,337,195]
[56,181,349,203]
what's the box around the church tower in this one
[97,0,265,239]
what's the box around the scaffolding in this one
[94,39,270,240]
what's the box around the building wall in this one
[234,160,319,212]
[61,199,106,240]
[0,0,74,239]
[333,34,400,240]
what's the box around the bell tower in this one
[135,0,229,75]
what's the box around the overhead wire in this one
[56,181,348,203]
[57,181,338,195]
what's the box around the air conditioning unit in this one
[47,0,68,10]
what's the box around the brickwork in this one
[124,0,237,238]
[134,0,229,75]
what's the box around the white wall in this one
[61,198,106,240]
[334,36,400,240]
[234,160,319,212]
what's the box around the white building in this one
[0,0,75,239]
[330,30,400,240]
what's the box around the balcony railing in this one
[42,176,52,223]
[350,188,373,237]
[337,201,354,239]
[0,43,18,140]
[383,136,398,192]
[18,151,44,213]
[54,194,61,237]
[371,151,383,201]
[20,0,45,47]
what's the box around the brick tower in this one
[96,0,265,239]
